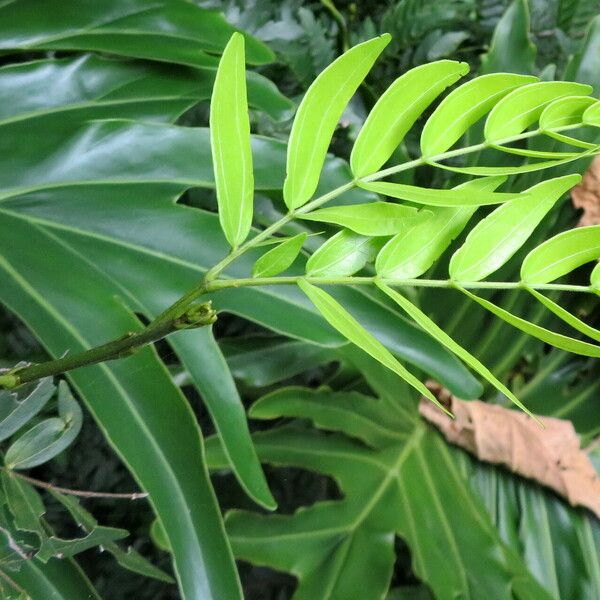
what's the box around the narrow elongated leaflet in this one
[583,101,600,125]
[539,96,598,149]
[210,33,254,248]
[526,288,600,343]
[298,202,430,236]
[358,180,522,206]
[592,263,600,293]
[376,283,536,419]
[420,73,537,156]
[484,81,592,141]
[520,225,600,283]
[450,174,580,282]
[375,177,506,278]
[284,35,390,209]
[351,60,469,177]
[306,230,383,277]
[458,287,600,357]
[252,233,307,277]
[297,280,450,415]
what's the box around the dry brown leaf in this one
[572,156,600,226]
[420,383,600,518]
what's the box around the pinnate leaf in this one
[421,73,537,156]
[210,32,254,248]
[252,233,307,278]
[351,60,469,177]
[450,174,580,282]
[520,225,600,283]
[284,35,390,209]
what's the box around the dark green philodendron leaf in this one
[526,288,600,343]
[540,96,598,148]
[0,378,54,443]
[351,60,469,178]
[206,389,554,600]
[484,82,593,142]
[450,174,580,282]
[521,225,600,283]
[5,382,82,470]
[375,177,505,278]
[252,233,307,278]
[358,180,523,206]
[211,33,254,248]
[420,73,537,157]
[458,287,600,357]
[306,230,384,277]
[283,35,390,209]
[0,0,274,67]
[298,203,431,236]
[50,490,173,583]
[297,280,448,414]
[376,283,536,418]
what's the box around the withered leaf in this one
[420,383,600,518]
[572,155,600,227]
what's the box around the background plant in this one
[0,1,598,599]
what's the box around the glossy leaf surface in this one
[253,233,307,278]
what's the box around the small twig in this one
[3,469,148,500]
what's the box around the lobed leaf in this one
[450,174,580,282]
[358,180,523,206]
[351,60,469,177]
[376,283,536,418]
[484,81,592,142]
[306,230,384,277]
[210,33,254,248]
[298,202,431,236]
[458,287,600,357]
[284,35,390,209]
[421,73,537,157]
[252,233,307,278]
[297,280,449,414]
[375,177,506,279]
[520,225,600,283]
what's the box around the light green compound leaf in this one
[376,283,536,418]
[0,378,54,443]
[210,33,254,248]
[284,35,390,209]
[450,174,580,282]
[351,60,469,178]
[421,73,537,157]
[5,382,83,470]
[520,225,600,283]
[358,180,522,206]
[484,81,593,142]
[252,233,307,278]
[306,230,383,277]
[375,177,506,279]
[583,100,600,125]
[592,262,600,293]
[297,280,450,414]
[298,202,431,236]
[540,96,598,149]
[458,287,600,357]
[526,288,600,343]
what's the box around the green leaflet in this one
[376,283,535,418]
[298,202,431,236]
[526,288,600,343]
[458,287,600,357]
[583,100,600,125]
[351,60,469,177]
[283,35,390,209]
[484,81,593,141]
[297,280,449,414]
[375,177,506,279]
[449,174,580,282]
[252,233,307,277]
[520,225,600,283]
[539,96,598,149]
[421,73,537,157]
[357,180,523,206]
[592,263,600,293]
[210,33,254,248]
[306,230,383,277]
[4,382,82,470]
